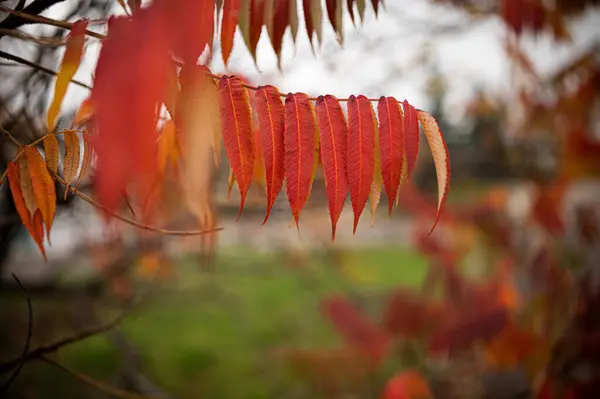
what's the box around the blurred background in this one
[1,0,600,398]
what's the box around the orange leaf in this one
[316,95,348,240]
[347,94,375,233]
[26,146,56,242]
[382,370,433,399]
[157,119,179,177]
[378,96,405,216]
[284,92,317,231]
[221,0,241,65]
[18,154,36,216]
[254,85,285,224]
[7,162,46,260]
[63,131,80,199]
[218,75,255,221]
[47,19,88,132]
[402,100,419,179]
[43,135,59,176]
[73,96,94,127]
[417,110,450,235]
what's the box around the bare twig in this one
[40,357,164,399]
[0,0,68,36]
[0,274,33,393]
[0,50,92,89]
[0,126,20,146]
[0,28,66,47]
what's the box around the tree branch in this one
[0,0,67,37]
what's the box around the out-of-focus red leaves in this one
[382,288,451,338]
[322,295,390,364]
[91,8,172,214]
[531,182,566,236]
[428,306,508,355]
[382,370,433,399]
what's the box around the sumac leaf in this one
[347,95,375,233]
[26,147,56,242]
[218,75,255,221]
[47,20,88,132]
[254,85,285,224]
[63,130,80,199]
[316,95,348,240]
[284,92,317,229]
[221,0,241,65]
[43,135,59,176]
[417,109,451,235]
[378,96,405,215]
[402,100,419,179]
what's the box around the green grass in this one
[20,245,428,399]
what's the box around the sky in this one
[29,0,599,125]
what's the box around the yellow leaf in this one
[73,97,94,127]
[63,131,81,199]
[26,146,56,243]
[43,135,60,175]
[417,110,451,235]
[370,106,382,226]
[47,20,88,131]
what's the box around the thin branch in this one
[0,126,20,146]
[40,357,164,399]
[0,4,105,40]
[53,173,224,236]
[0,50,92,89]
[0,27,66,47]
[0,0,67,36]
[0,296,133,376]
[0,274,33,393]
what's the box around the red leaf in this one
[168,0,214,63]
[322,295,389,364]
[428,306,508,354]
[248,0,266,60]
[417,109,451,235]
[218,75,255,221]
[402,100,419,179]
[221,0,241,65]
[254,85,285,224]
[267,0,290,68]
[325,0,343,42]
[383,371,433,399]
[316,95,348,241]
[284,92,317,230]
[91,8,171,213]
[377,96,405,215]
[383,289,450,338]
[347,95,375,234]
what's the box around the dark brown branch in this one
[0,50,92,89]
[0,274,32,393]
[0,0,67,37]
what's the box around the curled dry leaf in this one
[316,94,348,241]
[417,109,450,235]
[254,85,285,224]
[347,95,375,233]
[284,92,318,231]
[378,96,405,215]
[47,19,88,132]
[43,135,59,176]
[63,130,80,199]
[75,134,93,190]
[218,75,255,221]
